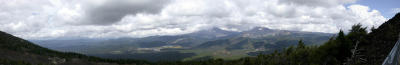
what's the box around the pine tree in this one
[297,40,305,49]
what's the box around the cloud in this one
[279,0,357,7]
[82,0,171,25]
[0,0,388,40]
[392,8,400,13]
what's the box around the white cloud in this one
[0,0,388,40]
[392,8,400,13]
[280,0,357,7]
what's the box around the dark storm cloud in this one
[85,0,171,25]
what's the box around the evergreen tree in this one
[297,40,305,49]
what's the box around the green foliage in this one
[347,23,368,43]
[0,59,32,65]
[297,40,305,49]
[356,13,400,65]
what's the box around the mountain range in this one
[31,27,333,62]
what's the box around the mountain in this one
[30,28,241,62]
[31,28,240,54]
[196,27,332,49]
[32,27,332,62]
[0,31,150,65]
[186,27,332,60]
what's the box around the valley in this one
[31,27,333,62]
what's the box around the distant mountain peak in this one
[250,27,271,31]
[207,27,231,33]
[210,27,224,31]
[192,27,231,34]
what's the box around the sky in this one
[356,0,400,18]
[0,0,398,40]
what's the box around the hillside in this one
[357,12,400,65]
[0,31,149,65]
